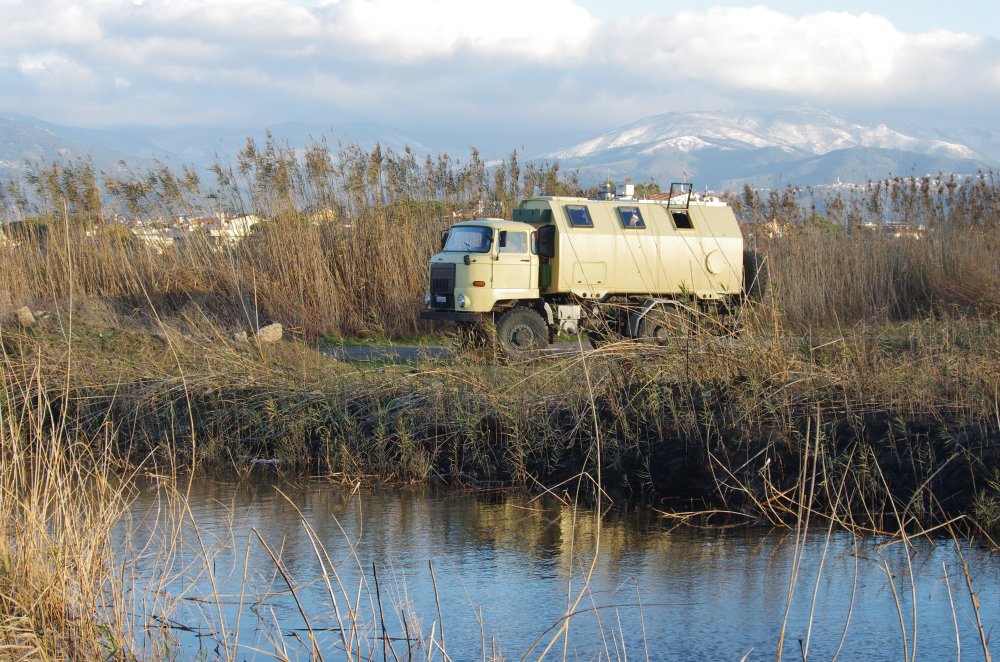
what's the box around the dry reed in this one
[3,147,1000,339]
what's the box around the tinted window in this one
[617,206,645,228]
[537,224,556,258]
[566,205,594,228]
[443,226,493,252]
[499,231,527,254]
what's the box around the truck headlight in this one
[424,292,431,306]
[457,294,467,308]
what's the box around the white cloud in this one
[0,1,997,139]
[599,7,989,101]
[129,0,323,42]
[17,51,97,90]
[0,1,103,50]
[321,0,595,61]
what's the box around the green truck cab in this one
[420,183,764,357]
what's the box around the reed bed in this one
[0,341,138,658]
[2,306,997,534]
[1,148,998,526]
[753,224,1000,328]
[3,147,1000,339]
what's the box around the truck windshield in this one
[443,226,493,253]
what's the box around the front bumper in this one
[419,310,481,323]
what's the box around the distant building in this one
[128,212,264,250]
[861,222,925,239]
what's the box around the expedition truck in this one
[419,183,766,358]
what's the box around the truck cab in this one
[422,219,542,319]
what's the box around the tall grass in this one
[2,307,996,533]
[753,224,1000,328]
[1,146,999,531]
[3,146,1000,338]
[0,335,136,658]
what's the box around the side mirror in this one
[440,230,450,251]
[537,224,556,258]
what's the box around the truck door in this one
[492,230,534,296]
[615,206,658,294]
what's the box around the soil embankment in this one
[4,313,998,533]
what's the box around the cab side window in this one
[498,231,528,253]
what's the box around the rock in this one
[16,306,36,328]
[152,328,188,345]
[256,323,283,344]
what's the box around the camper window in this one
[672,211,694,230]
[566,205,594,228]
[617,206,645,229]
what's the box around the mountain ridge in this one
[545,108,996,190]
[1,108,997,192]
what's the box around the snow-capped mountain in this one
[547,108,995,190]
[1,108,996,193]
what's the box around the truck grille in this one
[430,264,455,294]
[429,263,455,309]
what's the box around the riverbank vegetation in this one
[0,142,998,523]
[1,141,999,657]
[3,310,997,531]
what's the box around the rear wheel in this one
[495,308,548,359]
[639,302,698,345]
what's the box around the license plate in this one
[435,295,446,303]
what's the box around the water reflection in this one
[112,475,999,660]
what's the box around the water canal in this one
[113,475,999,660]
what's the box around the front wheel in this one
[495,308,548,359]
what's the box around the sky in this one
[1,0,999,153]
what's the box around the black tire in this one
[743,250,768,301]
[586,329,611,349]
[495,308,548,359]
[638,303,696,345]
[586,319,621,348]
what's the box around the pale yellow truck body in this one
[520,196,742,301]
[421,188,759,356]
